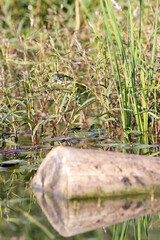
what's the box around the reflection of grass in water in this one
[0,0,159,239]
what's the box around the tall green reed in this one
[100,0,159,133]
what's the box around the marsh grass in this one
[0,0,159,145]
[101,0,159,133]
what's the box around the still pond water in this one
[0,128,160,239]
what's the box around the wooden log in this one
[32,146,160,200]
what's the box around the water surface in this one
[0,129,160,239]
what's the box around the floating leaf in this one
[99,143,159,149]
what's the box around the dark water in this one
[0,129,160,239]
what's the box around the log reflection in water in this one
[33,188,160,237]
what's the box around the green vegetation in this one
[0,0,160,239]
[0,0,159,143]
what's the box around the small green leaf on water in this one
[99,143,159,149]
[1,160,24,165]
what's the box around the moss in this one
[68,184,160,201]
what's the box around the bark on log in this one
[32,146,160,199]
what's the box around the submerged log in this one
[32,146,160,199]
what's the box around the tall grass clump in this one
[0,0,159,145]
[99,0,159,134]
